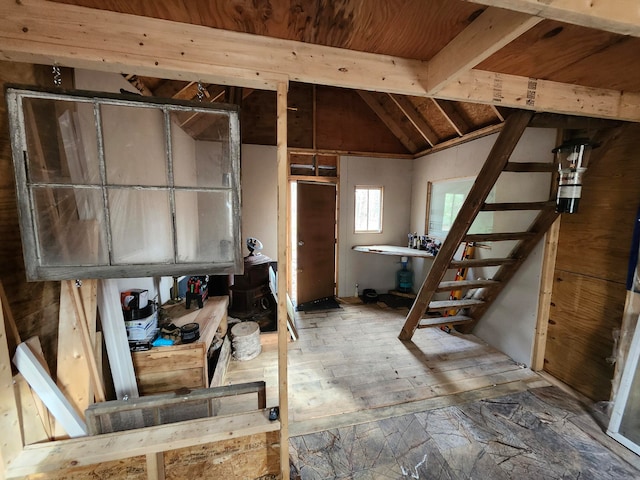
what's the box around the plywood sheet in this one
[555,124,640,283]
[545,270,624,401]
[315,86,407,153]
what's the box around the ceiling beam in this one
[358,91,420,153]
[389,94,439,147]
[466,0,640,37]
[426,7,542,94]
[438,69,640,122]
[1,0,639,121]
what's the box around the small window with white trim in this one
[354,186,383,233]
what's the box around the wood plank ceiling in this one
[31,0,640,155]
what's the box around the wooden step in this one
[435,279,499,292]
[427,298,484,311]
[418,315,473,329]
[464,232,535,242]
[481,201,555,211]
[503,162,556,172]
[450,257,516,268]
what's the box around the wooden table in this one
[131,296,229,395]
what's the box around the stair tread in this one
[418,315,473,328]
[464,232,535,242]
[450,257,516,268]
[482,201,555,211]
[436,279,499,291]
[503,162,556,172]
[428,298,484,310]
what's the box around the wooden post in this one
[276,80,290,480]
[146,452,165,480]
[531,215,561,371]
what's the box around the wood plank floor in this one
[224,300,546,433]
[225,301,640,479]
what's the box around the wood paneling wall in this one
[545,124,640,401]
[0,61,61,372]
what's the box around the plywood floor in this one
[224,300,546,435]
[225,301,640,479]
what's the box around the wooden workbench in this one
[131,296,229,395]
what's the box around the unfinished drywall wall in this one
[338,155,413,297]
[240,144,278,260]
[411,128,556,366]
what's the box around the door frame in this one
[288,176,340,305]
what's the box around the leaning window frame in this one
[5,85,243,281]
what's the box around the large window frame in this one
[6,86,242,281]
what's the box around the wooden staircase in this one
[399,110,559,341]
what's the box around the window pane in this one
[354,189,369,231]
[32,186,108,266]
[108,188,173,264]
[175,190,235,263]
[23,98,100,184]
[102,104,168,186]
[171,111,232,188]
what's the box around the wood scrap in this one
[13,339,87,438]
[23,337,55,439]
[0,295,23,473]
[65,280,105,402]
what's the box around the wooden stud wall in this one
[545,124,640,401]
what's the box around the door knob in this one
[298,241,305,246]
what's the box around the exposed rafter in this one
[389,94,438,147]
[1,0,639,121]
[466,0,640,37]
[430,98,470,136]
[358,91,420,153]
[425,7,542,94]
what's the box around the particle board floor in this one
[224,300,546,435]
[289,386,640,479]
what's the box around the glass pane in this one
[108,189,173,264]
[32,186,108,266]
[354,189,368,231]
[171,111,231,188]
[175,190,235,263]
[101,104,168,186]
[23,98,100,184]
[367,189,381,231]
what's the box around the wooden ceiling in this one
[3,0,639,155]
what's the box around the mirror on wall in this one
[6,87,242,280]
